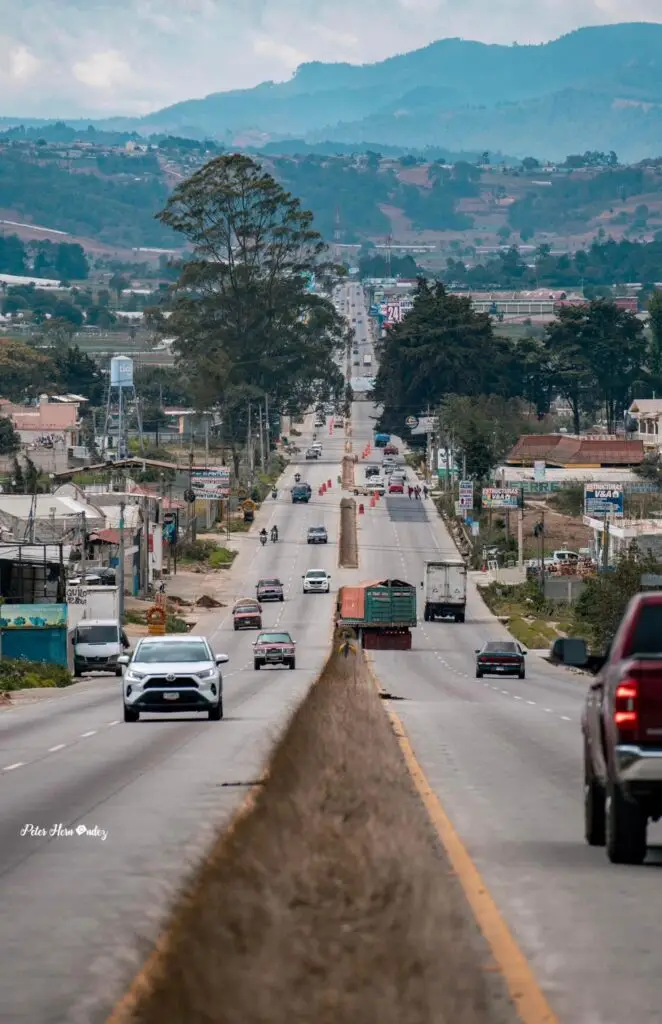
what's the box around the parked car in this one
[119,635,228,722]
[475,641,526,678]
[256,578,284,601]
[552,592,662,865]
[307,526,328,544]
[253,631,297,670]
[302,570,331,593]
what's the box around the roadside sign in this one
[454,501,467,517]
[162,510,178,544]
[459,479,474,508]
[405,415,418,429]
[584,484,624,518]
[191,467,230,499]
[482,487,519,509]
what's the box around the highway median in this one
[109,639,513,1024]
[339,495,359,568]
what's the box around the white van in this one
[73,619,130,677]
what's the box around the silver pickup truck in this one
[256,577,284,602]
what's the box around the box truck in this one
[421,559,467,622]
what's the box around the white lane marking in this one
[81,730,97,738]
[513,695,522,701]
[561,715,572,721]
[544,708,553,714]
[527,700,536,705]
[48,744,66,752]
[3,762,24,771]
[107,720,120,727]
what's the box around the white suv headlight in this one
[197,668,216,680]
[125,669,145,682]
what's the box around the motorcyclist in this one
[271,525,279,542]
[259,528,267,545]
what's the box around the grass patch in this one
[0,659,73,691]
[110,643,510,1024]
[480,580,572,649]
[177,539,237,568]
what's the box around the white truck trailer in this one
[421,558,467,622]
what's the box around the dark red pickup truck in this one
[554,592,662,864]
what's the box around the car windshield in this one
[257,633,292,644]
[75,625,118,644]
[134,641,210,663]
[258,579,281,587]
[309,528,325,534]
[484,642,519,653]
[235,604,258,613]
[307,571,327,578]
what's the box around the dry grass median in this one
[110,644,514,1024]
[339,496,358,568]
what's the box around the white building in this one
[627,399,662,448]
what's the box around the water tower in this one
[103,355,143,460]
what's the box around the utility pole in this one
[118,500,126,622]
[141,497,150,596]
[80,511,86,581]
[602,517,611,570]
[204,416,209,467]
[264,393,271,462]
[258,402,265,471]
[534,513,545,595]
[517,487,524,569]
[247,400,253,482]
[188,450,196,543]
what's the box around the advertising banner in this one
[191,468,231,499]
[584,485,624,517]
[481,487,520,509]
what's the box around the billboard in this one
[584,484,624,518]
[191,468,231,499]
[481,487,520,509]
[0,604,67,628]
[459,479,474,508]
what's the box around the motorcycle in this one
[271,528,279,543]
[259,532,267,547]
[271,488,278,499]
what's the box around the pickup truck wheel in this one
[74,667,83,678]
[254,661,261,671]
[605,782,647,864]
[455,613,465,623]
[423,607,430,622]
[518,669,526,679]
[584,754,606,846]
[233,623,238,630]
[289,659,296,670]
[279,595,284,602]
[115,667,123,677]
[208,699,223,721]
[475,668,483,678]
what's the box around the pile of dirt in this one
[109,643,512,1024]
[339,497,359,568]
[342,454,356,491]
[195,595,225,608]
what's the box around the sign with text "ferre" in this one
[584,484,624,517]
[481,487,520,509]
[191,468,231,499]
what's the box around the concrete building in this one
[0,394,82,448]
[627,399,662,449]
[583,517,662,564]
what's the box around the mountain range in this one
[4,24,662,161]
[100,23,662,162]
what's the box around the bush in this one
[0,658,73,691]
[177,539,219,563]
[209,547,236,568]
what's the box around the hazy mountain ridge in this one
[124,23,662,161]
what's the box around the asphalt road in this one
[0,425,345,1024]
[344,283,662,1024]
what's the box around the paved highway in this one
[345,281,662,1024]
[0,426,344,1023]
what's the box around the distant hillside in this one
[117,24,662,162]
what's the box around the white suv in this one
[302,570,331,594]
[119,635,228,723]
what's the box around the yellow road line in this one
[366,655,557,1024]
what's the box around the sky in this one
[1,0,661,118]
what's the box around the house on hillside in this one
[0,394,82,449]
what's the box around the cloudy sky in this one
[1,0,661,118]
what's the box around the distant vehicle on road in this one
[119,635,228,722]
[305,447,319,459]
[388,479,404,494]
[475,641,526,678]
[553,592,662,865]
[336,578,417,650]
[384,444,399,455]
[365,465,380,478]
[232,599,262,630]
[374,432,390,448]
[253,631,296,670]
[256,578,284,602]
[302,569,331,593]
[422,559,467,623]
[307,526,328,544]
[291,483,312,503]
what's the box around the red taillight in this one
[614,679,638,732]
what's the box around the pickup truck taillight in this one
[614,679,638,741]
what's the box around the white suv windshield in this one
[135,641,210,663]
[307,571,327,578]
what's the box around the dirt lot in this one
[109,643,516,1024]
[522,501,591,557]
